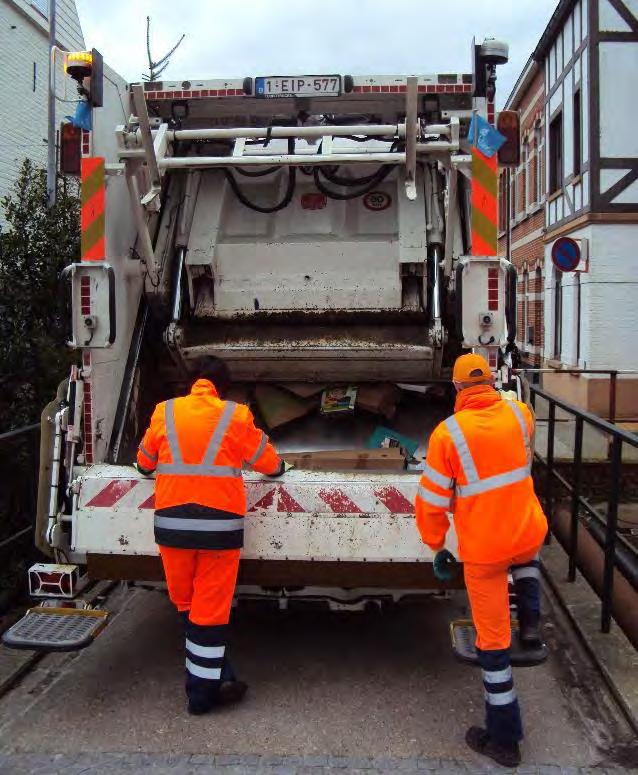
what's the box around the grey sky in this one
[76,0,558,107]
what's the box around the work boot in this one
[465,726,521,767]
[218,679,248,706]
[187,680,248,716]
[518,620,543,650]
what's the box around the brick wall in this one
[498,65,545,366]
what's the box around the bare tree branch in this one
[154,34,186,69]
[144,16,185,82]
[146,16,153,79]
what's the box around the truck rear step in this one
[2,607,108,652]
[450,619,548,667]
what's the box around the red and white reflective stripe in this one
[143,74,474,102]
[86,479,138,508]
[82,480,417,515]
[145,88,246,100]
[247,483,415,515]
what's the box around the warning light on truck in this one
[65,48,103,108]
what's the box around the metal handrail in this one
[0,423,40,442]
[0,423,40,555]
[530,385,638,638]
[531,385,638,444]
[518,369,638,425]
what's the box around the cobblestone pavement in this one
[0,751,632,774]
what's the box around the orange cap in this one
[452,353,492,384]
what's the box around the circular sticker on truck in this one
[363,191,392,211]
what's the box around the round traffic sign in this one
[551,237,580,272]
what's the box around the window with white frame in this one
[534,122,543,204]
[523,140,530,212]
[523,270,529,348]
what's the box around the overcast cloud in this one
[76,0,558,107]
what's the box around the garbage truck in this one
[10,39,521,645]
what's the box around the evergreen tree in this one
[0,160,80,430]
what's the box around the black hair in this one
[189,357,231,395]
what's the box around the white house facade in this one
[535,0,638,420]
[0,0,84,222]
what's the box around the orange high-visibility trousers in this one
[159,546,240,626]
[463,547,542,651]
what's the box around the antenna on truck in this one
[142,16,185,83]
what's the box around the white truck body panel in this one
[72,466,457,562]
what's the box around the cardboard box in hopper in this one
[255,385,318,430]
[283,448,406,472]
[356,383,402,419]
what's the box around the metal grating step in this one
[1,607,108,652]
[450,619,549,667]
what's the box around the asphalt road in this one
[0,583,635,773]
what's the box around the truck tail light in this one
[60,122,82,175]
[497,110,520,167]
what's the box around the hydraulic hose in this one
[312,163,395,201]
[223,138,296,213]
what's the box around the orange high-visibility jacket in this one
[137,379,282,550]
[415,385,547,564]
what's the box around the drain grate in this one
[2,607,108,652]
[450,619,549,666]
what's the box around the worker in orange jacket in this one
[136,358,284,715]
[414,353,548,768]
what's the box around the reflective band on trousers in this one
[185,639,225,659]
[483,666,512,684]
[156,399,242,478]
[485,688,517,706]
[445,402,532,498]
[186,658,221,680]
[246,431,267,466]
[511,565,540,581]
[417,484,451,509]
[155,516,244,532]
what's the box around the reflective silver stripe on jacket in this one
[445,415,479,483]
[455,465,531,497]
[246,431,268,466]
[447,402,531,498]
[138,442,158,463]
[154,516,244,532]
[156,399,242,477]
[417,484,451,509]
[507,400,531,465]
[422,462,453,490]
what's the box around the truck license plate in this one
[255,75,341,98]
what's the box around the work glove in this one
[266,460,295,478]
[133,461,154,477]
[433,549,458,582]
